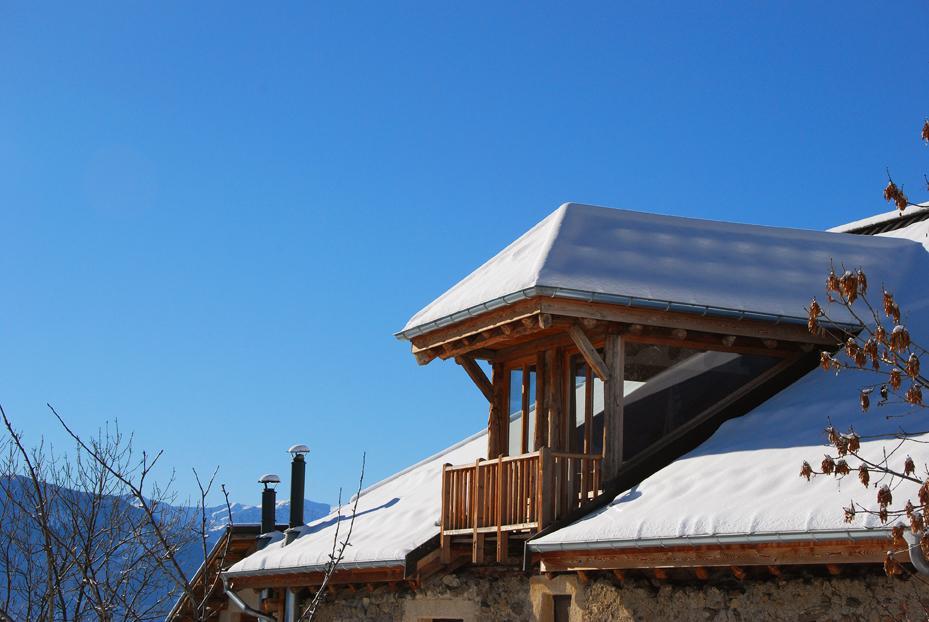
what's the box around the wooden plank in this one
[537,537,897,572]
[455,355,494,402]
[497,531,509,564]
[496,456,504,562]
[408,300,542,351]
[440,463,450,563]
[568,324,610,380]
[602,334,625,481]
[492,321,800,367]
[538,298,837,345]
[472,532,486,565]
[228,566,405,589]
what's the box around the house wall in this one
[308,568,929,622]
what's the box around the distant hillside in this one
[0,475,329,618]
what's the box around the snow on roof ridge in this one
[828,202,929,233]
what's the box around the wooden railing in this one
[440,448,602,538]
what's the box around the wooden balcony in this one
[440,448,602,563]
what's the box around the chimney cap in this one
[259,473,281,485]
[288,444,310,456]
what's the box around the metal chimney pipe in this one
[256,474,280,551]
[287,445,310,529]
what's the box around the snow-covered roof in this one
[530,218,929,554]
[829,203,929,234]
[399,203,923,338]
[225,430,487,576]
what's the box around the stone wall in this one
[308,567,929,622]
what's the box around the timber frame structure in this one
[406,295,837,565]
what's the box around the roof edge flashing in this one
[527,528,893,554]
[394,287,858,341]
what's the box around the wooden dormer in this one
[397,203,855,563]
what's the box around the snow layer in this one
[878,218,929,250]
[226,431,487,575]
[828,203,929,233]
[531,220,929,551]
[402,203,923,334]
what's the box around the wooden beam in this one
[537,537,895,573]
[496,530,509,564]
[577,570,590,584]
[602,334,624,480]
[487,363,509,459]
[534,351,547,450]
[767,565,782,578]
[568,324,610,381]
[694,566,709,580]
[227,566,405,589]
[409,300,541,351]
[826,564,842,576]
[538,298,836,346]
[653,568,668,581]
[455,355,493,402]
[611,569,625,584]
[472,532,486,565]
[544,347,565,451]
[730,566,746,581]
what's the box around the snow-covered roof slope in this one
[531,220,929,553]
[400,203,923,337]
[878,218,929,250]
[226,431,486,575]
[829,203,929,234]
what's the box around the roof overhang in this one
[531,529,899,572]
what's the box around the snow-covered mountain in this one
[0,475,329,618]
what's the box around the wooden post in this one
[487,363,509,458]
[472,458,485,564]
[539,446,553,529]
[545,348,564,451]
[520,365,530,454]
[603,334,624,481]
[534,351,547,451]
[440,463,450,564]
[496,455,506,563]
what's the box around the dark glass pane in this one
[622,346,779,459]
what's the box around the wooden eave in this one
[408,297,837,366]
[226,565,406,591]
[534,536,902,572]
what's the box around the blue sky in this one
[1,2,927,506]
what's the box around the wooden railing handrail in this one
[440,449,604,550]
[444,451,541,472]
